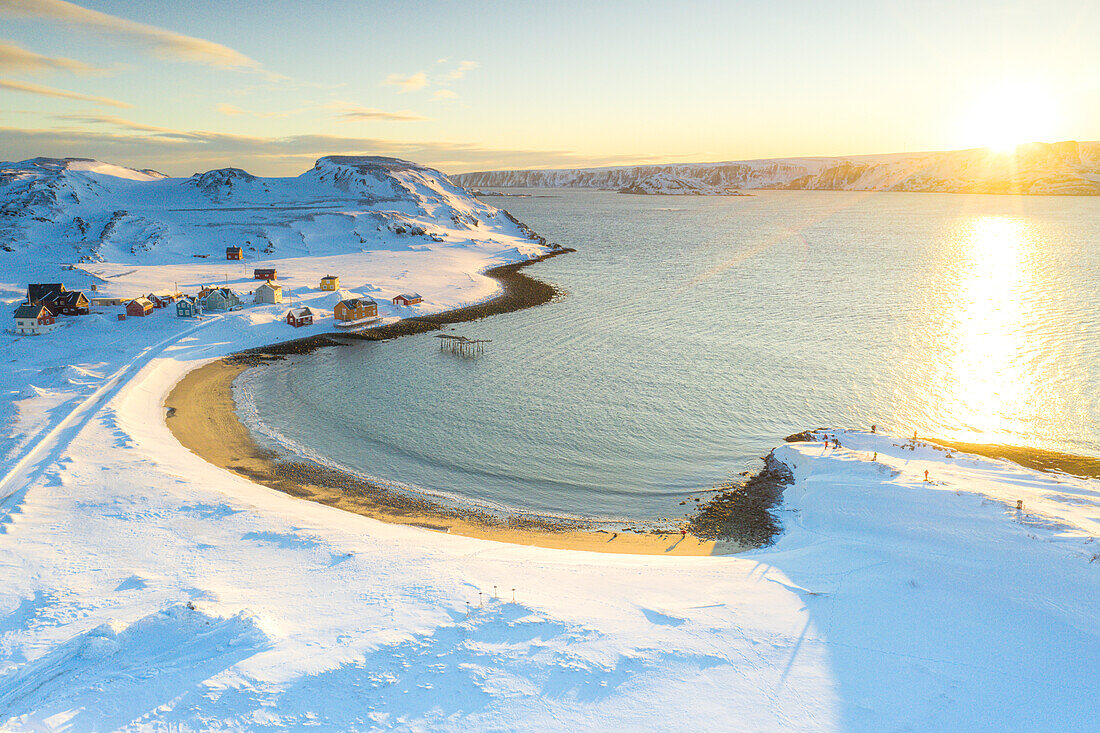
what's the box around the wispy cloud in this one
[0,0,262,70]
[53,112,194,137]
[329,103,427,122]
[383,71,428,92]
[0,39,108,75]
[442,60,478,81]
[386,60,477,99]
[0,78,130,107]
[0,123,664,175]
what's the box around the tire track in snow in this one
[0,316,222,525]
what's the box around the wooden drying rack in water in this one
[435,333,491,356]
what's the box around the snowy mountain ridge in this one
[456,140,1100,195]
[0,155,535,263]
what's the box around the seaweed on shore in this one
[687,452,793,547]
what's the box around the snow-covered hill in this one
[0,155,542,263]
[456,140,1100,195]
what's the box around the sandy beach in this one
[165,358,744,555]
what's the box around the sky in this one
[0,0,1097,176]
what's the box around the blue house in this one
[176,297,203,318]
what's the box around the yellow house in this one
[333,297,377,322]
[320,275,340,291]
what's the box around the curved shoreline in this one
[166,254,747,556]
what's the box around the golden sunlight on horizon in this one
[956,81,1060,153]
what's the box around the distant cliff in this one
[455,141,1100,195]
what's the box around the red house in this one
[392,292,423,306]
[226,246,243,260]
[254,268,277,281]
[286,307,314,328]
[126,297,154,317]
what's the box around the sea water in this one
[235,189,1100,520]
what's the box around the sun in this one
[956,81,1059,153]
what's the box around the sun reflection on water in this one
[940,215,1037,439]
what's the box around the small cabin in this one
[392,292,423,307]
[333,297,378,322]
[53,291,90,315]
[226,246,243,260]
[286,307,314,328]
[253,268,277,281]
[176,297,202,318]
[126,297,154,317]
[254,281,283,304]
[27,283,66,306]
[197,287,242,312]
[13,304,58,335]
[149,290,182,308]
[320,275,340,291]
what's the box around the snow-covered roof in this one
[13,304,49,318]
[336,297,376,309]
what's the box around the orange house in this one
[333,297,377,322]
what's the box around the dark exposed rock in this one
[687,451,793,547]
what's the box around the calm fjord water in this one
[236,190,1100,520]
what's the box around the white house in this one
[14,304,58,335]
[254,281,284,305]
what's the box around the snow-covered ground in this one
[0,157,1098,730]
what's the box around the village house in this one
[27,283,65,306]
[392,292,423,306]
[126,297,154,317]
[253,268,277,281]
[52,291,90,315]
[13,304,58,335]
[254,281,283,304]
[148,290,183,308]
[91,296,130,306]
[320,275,340,291]
[197,286,242,312]
[333,297,378,322]
[286,307,314,328]
[176,297,202,318]
[226,246,243,260]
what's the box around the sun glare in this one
[957,81,1058,153]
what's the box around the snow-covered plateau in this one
[456,140,1100,195]
[0,156,1097,730]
